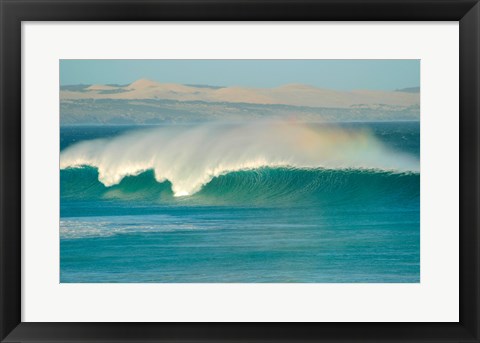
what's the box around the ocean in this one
[60,121,420,283]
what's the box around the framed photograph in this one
[1,0,479,342]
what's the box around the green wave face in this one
[61,166,419,208]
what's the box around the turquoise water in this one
[60,122,420,283]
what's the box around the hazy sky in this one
[60,60,420,91]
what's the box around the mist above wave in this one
[60,121,419,196]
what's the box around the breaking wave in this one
[60,121,419,197]
[61,167,419,208]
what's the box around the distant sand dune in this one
[61,78,420,109]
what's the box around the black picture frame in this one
[1,0,479,342]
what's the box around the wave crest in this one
[60,121,419,196]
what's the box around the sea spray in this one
[60,121,419,196]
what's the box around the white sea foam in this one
[60,121,419,196]
[60,215,218,239]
